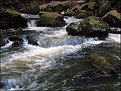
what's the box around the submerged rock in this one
[87,54,117,75]
[102,10,121,28]
[66,16,110,37]
[37,12,65,27]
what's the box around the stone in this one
[102,10,121,28]
[37,12,65,27]
[0,9,27,29]
[66,16,110,37]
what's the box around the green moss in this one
[39,12,65,27]
[9,10,21,17]
[88,54,116,74]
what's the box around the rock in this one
[66,22,80,35]
[64,9,75,16]
[8,36,23,44]
[79,16,110,36]
[76,10,89,18]
[37,12,66,27]
[12,41,21,47]
[26,36,38,45]
[40,1,81,13]
[102,10,121,28]
[0,9,27,29]
[87,54,117,75]
[0,38,9,47]
[19,1,40,14]
[66,16,110,37]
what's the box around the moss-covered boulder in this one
[37,12,66,27]
[102,10,121,28]
[0,9,27,29]
[79,16,110,36]
[66,16,110,37]
[87,54,117,75]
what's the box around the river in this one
[0,14,121,91]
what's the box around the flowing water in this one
[0,15,121,91]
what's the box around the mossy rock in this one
[102,10,121,28]
[76,10,89,18]
[0,9,27,29]
[37,12,66,27]
[79,16,110,36]
[66,16,110,37]
[88,54,117,75]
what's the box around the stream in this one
[0,14,121,91]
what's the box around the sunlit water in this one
[0,16,121,91]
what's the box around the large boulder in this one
[66,16,110,37]
[37,12,66,27]
[0,8,27,29]
[102,10,121,28]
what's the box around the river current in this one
[0,14,121,91]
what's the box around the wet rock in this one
[66,22,80,35]
[0,38,9,47]
[26,35,38,45]
[8,36,23,44]
[0,8,27,29]
[87,54,117,75]
[79,16,110,36]
[37,12,66,27]
[102,10,121,28]
[66,16,110,37]
[12,41,21,47]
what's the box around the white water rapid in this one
[0,14,120,90]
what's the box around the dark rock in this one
[12,41,21,47]
[19,1,40,14]
[66,16,110,37]
[0,38,9,47]
[0,9,27,29]
[37,12,66,27]
[26,36,38,45]
[66,22,80,35]
[8,36,23,44]
[102,10,121,28]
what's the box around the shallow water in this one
[0,16,121,91]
